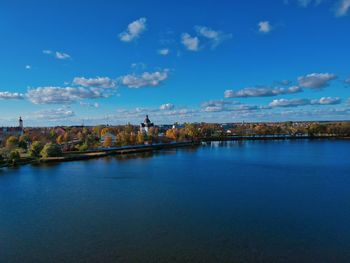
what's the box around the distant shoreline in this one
[1,136,349,169]
[201,135,350,142]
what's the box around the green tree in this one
[8,150,21,165]
[0,153,5,165]
[78,141,89,151]
[18,135,28,150]
[40,143,63,158]
[308,123,326,136]
[29,141,43,158]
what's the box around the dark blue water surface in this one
[1,140,350,263]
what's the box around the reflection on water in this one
[1,140,350,263]
[114,151,155,161]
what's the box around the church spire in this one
[19,116,23,129]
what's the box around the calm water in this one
[1,140,350,263]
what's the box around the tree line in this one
[1,121,349,166]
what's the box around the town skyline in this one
[1,0,350,126]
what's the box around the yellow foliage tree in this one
[165,129,179,141]
[103,136,113,148]
[100,127,110,137]
[63,132,70,142]
[137,132,145,144]
[56,135,64,145]
[129,132,136,145]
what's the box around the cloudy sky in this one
[0,0,349,126]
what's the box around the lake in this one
[1,140,350,263]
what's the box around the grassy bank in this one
[1,141,199,168]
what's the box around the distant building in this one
[140,115,154,135]
[172,122,184,129]
[0,117,24,142]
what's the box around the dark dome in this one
[144,115,151,124]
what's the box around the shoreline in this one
[201,135,350,141]
[0,141,199,168]
[1,136,349,169]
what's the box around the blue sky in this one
[0,0,349,126]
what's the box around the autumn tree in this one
[137,132,145,145]
[166,128,179,141]
[100,127,110,137]
[184,123,200,139]
[147,127,159,143]
[63,132,70,143]
[117,131,130,146]
[56,135,64,145]
[92,126,103,136]
[129,132,136,145]
[6,136,19,150]
[103,136,113,148]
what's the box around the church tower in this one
[19,117,23,130]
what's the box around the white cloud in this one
[158,48,170,56]
[121,70,169,88]
[334,0,350,16]
[43,49,71,60]
[201,99,237,108]
[224,86,302,98]
[119,17,147,42]
[269,97,341,107]
[27,86,108,104]
[311,97,341,105]
[73,76,116,88]
[34,108,75,120]
[298,73,337,89]
[201,100,259,112]
[202,104,259,113]
[203,106,226,112]
[269,98,311,107]
[258,21,272,33]
[181,33,200,51]
[80,102,100,108]
[0,91,25,100]
[55,51,71,60]
[195,26,232,48]
[25,65,31,70]
[160,103,174,110]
